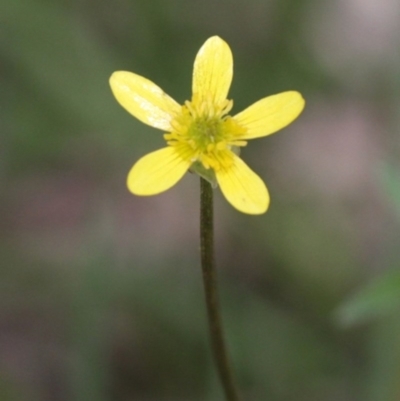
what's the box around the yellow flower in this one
[110,36,304,214]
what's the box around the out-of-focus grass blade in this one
[379,162,400,220]
[334,162,400,325]
[335,269,400,326]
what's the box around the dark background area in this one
[2,0,400,400]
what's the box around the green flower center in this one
[187,117,224,151]
[164,98,247,171]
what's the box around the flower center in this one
[187,118,224,151]
[164,97,247,171]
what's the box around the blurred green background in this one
[2,0,400,400]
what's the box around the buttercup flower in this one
[110,36,305,214]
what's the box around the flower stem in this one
[200,178,241,401]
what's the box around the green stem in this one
[200,178,241,401]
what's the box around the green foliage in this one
[336,269,400,326]
[380,162,400,219]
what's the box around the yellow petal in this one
[110,71,180,131]
[127,147,191,195]
[192,36,233,106]
[216,155,270,215]
[233,91,305,140]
